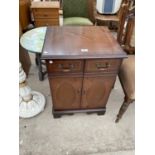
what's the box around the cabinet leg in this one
[67,113,74,116]
[87,109,106,115]
[86,112,93,115]
[97,110,106,116]
[53,113,74,118]
[53,113,62,119]
[86,108,106,115]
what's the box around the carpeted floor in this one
[19,54,135,155]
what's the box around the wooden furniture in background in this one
[115,4,135,123]
[19,0,32,76]
[31,1,60,27]
[41,26,126,118]
[19,0,32,31]
[19,22,31,76]
[94,0,129,29]
[117,0,135,50]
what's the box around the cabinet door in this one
[49,77,82,110]
[81,76,116,109]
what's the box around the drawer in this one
[85,59,121,73]
[35,19,59,26]
[46,60,84,74]
[32,8,59,19]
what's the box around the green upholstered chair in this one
[115,3,135,123]
[63,0,95,26]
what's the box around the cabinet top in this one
[31,1,60,9]
[41,26,127,59]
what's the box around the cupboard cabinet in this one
[46,58,121,118]
[41,26,127,118]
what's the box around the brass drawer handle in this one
[58,64,74,72]
[97,67,106,71]
[96,62,110,70]
[62,68,71,72]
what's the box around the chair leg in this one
[115,97,134,123]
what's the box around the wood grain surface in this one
[41,26,126,59]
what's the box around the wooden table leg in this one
[36,53,47,81]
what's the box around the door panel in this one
[49,77,82,110]
[81,76,116,109]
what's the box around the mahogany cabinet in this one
[41,26,127,118]
[45,58,122,118]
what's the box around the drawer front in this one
[35,19,59,26]
[32,8,59,19]
[46,60,84,74]
[85,59,121,73]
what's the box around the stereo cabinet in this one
[46,58,122,118]
[41,26,127,118]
